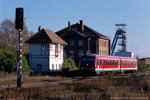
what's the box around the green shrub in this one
[22,54,31,75]
[0,49,17,73]
[0,49,31,74]
[138,60,150,72]
[62,57,77,72]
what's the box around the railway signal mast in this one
[15,8,24,88]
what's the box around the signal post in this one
[15,8,24,88]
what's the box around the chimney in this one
[38,26,42,32]
[68,21,71,30]
[80,20,84,32]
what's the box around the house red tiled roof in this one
[25,28,68,45]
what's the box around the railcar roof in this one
[82,54,137,60]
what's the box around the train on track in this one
[80,54,138,74]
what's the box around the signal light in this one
[15,8,23,30]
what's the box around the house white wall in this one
[29,43,64,72]
[49,44,63,72]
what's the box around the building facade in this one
[56,20,111,67]
[25,27,67,72]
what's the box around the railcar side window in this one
[115,60,118,65]
[132,61,133,65]
[113,60,115,65]
[114,60,116,65]
[100,60,102,65]
[108,60,109,65]
[124,61,126,65]
[110,60,112,65]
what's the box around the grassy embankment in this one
[0,73,150,100]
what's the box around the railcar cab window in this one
[81,56,95,67]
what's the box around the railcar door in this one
[97,59,103,68]
[100,59,104,72]
[96,57,104,73]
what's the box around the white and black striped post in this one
[16,8,24,88]
[17,30,23,88]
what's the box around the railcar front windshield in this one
[81,56,95,67]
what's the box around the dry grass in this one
[0,73,67,85]
[0,73,150,100]
[0,73,17,82]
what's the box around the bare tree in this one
[0,19,33,52]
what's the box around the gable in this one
[25,29,68,45]
[61,29,85,39]
[56,22,110,40]
[25,29,52,43]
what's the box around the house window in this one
[58,44,61,53]
[100,51,102,55]
[56,64,57,70]
[42,43,49,50]
[79,50,84,57]
[79,40,84,46]
[102,40,103,47]
[60,44,63,52]
[52,64,54,70]
[70,40,75,46]
[104,41,106,47]
[70,50,75,58]
[59,64,61,70]
[55,44,58,57]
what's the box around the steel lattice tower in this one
[115,24,127,52]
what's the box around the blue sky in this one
[0,0,150,58]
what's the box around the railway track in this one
[0,72,150,89]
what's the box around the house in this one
[25,26,67,73]
[56,20,111,67]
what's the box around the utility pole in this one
[15,8,24,88]
[88,38,91,54]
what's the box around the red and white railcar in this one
[80,54,137,74]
